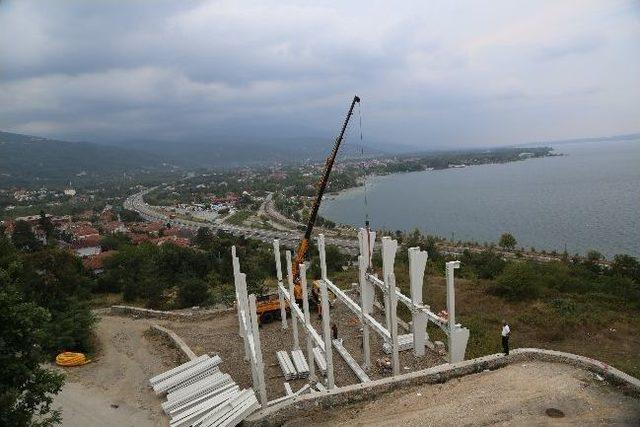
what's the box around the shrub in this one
[490,262,540,300]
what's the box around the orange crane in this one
[255,95,360,323]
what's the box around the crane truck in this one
[254,95,361,324]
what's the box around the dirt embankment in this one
[53,315,183,427]
[287,361,640,426]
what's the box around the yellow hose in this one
[56,351,91,367]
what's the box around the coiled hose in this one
[56,352,91,367]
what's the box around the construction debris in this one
[149,355,259,427]
[383,334,415,354]
[291,349,310,379]
[313,347,327,376]
[276,350,297,380]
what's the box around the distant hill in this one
[105,136,386,168]
[0,131,386,187]
[0,131,165,187]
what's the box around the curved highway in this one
[124,188,359,253]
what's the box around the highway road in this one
[123,188,359,253]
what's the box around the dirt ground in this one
[287,361,640,426]
[53,314,183,427]
[161,291,443,400]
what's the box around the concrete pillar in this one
[445,261,461,333]
[388,272,400,376]
[381,237,398,342]
[408,247,428,356]
[358,255,371,368]
[445,260,469,363]
[236,270,251,362]
[273,240,287,329]
[357,228,376,313]
[232,246,243,338]
[299,263,316,381]
[248,294,268,407]
[320,279,335,389]
[285,251,300,350]
[318,234,327,281]
[358,227,377,270]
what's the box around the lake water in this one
[320,140,640,258]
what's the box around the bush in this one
[490,262,540,300]
[177,277,210,307]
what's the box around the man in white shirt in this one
[501,320,510,355]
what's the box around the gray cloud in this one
[1,0,638,147]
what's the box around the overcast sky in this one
[1,0,639,148]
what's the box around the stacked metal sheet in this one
[312,347,327,376]
[290,349,309,379]
[383,333,415,354]
[149,355,259,427]
[276,350,297,380]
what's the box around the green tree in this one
[0,287,64,427]
[38,211,55,240]
[610,254,640,282]
[99,232,131,251]
[11,221,42,252]
[498,233,517,250]
[193,227,214,248]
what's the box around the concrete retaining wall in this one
[244,348,640,426]
[149,323,197,361]
[110,304,234,321]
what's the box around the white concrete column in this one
[232,246,243,338]
[320,279,335,389]
[381,237,398,342]
[408,247,428,356]
[299,263,316,381]
[248,294,268,407]
[285,251,300,350]
[358,228,377,271]
[238,273,253,367]
[273,239,287,329]
[358,255,371,368]
[445,261,461,333]
[388,272,400,376]
[318,234,328,280]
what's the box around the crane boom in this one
[291,95,360,290]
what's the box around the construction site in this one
[53,96,640,426]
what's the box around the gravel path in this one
[53,315,182,426]
[287,361,640,426]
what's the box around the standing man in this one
[331,323,338,340]
[501,320,510,355]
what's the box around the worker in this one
[331,323,338,340]
[501,320,510,355]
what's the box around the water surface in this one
[321,140,640,258]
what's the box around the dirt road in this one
[288,361,640,426]
[53,315,182,427]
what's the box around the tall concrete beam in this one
[299,263,316,381]
[388,273,400,376]
[320,279,335,389]
[445,261,460,333]
[248,294,268,407]
[408,247,428,356]
[357,228,376,313]
[285,251,300,350]
[318,234,328,281]
[273,240,287,330]
[381,237,398,342]
[358,255,371,368]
